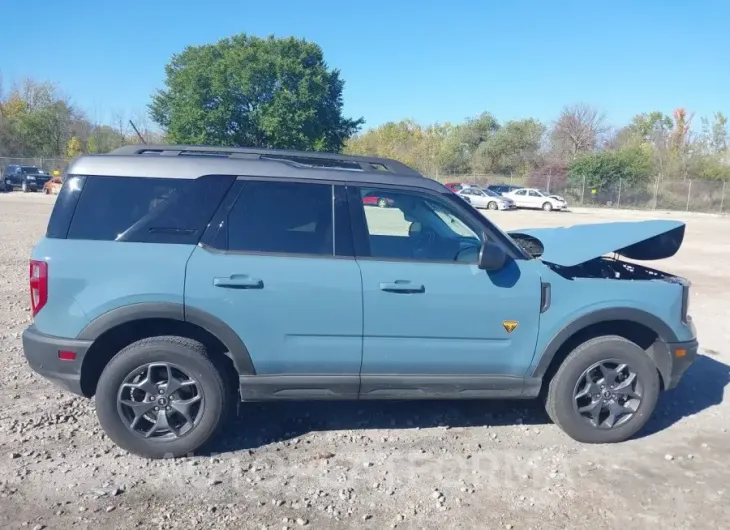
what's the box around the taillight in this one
[29,260,48,317]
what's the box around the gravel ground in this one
[0,193,728,530]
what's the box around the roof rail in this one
[108,144,422,176]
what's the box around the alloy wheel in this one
[117,362,204,440]
[572,359,643,429]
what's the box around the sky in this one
[1,0,728,132]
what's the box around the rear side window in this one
[61,175,235,244]
[227,181,333,255]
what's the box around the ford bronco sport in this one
[22,145,698,458]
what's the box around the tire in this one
[95,336,231,458]
[542,201,553,211]
[377,198,388,208]
[488,201,498,210]
[545,335,660,444]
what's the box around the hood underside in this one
[508,220,685,267]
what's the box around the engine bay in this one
[549,256,676,281]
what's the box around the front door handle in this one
[379,281,425,294]
[213,275,264,289]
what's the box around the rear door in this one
[348,185,543,398]
[184,179,363,399]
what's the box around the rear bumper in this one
[22,325,92,396]
[664,338,699,390]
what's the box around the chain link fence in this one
[433,173,728,214]
[0,157,70,176]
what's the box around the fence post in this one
[580,175,585,204]
[653,176,660,209]
[721,181,726,214]
[617,179,622,208]
[686,180,692,211]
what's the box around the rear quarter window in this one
[50,175,235,244]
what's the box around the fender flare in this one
[77,302,255,374]
[530,307,678,380]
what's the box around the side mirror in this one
[478,241,507,271]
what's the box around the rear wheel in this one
[542,201,553,211]
[545,335,659,443]
[95,336,231,458]
[488,201,498,210]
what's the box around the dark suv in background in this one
[486,184,524,196]
[3,164,51,192]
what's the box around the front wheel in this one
[487,201,498,210]
[95,336,231,458]
[545,335,659,443]
[542,201,553,211]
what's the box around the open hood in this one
[508,220,685,267]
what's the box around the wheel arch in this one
[532,307,678,388]
[77,303,255,397]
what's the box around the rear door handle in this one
[213,275,264,289]
[379,281,425,294]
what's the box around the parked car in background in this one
[43,176,64,195]
[444,182,466,193]
[457,186,516,210]
[503,188,568,211]
[3,165,51,192]
[362,192,395,208]
[486,184,524,196]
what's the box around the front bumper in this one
[22,325,92,396]
[23,181,46,191]
[663,338,699,390]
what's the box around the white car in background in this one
[504,188,568,211]
[456,186,516,210]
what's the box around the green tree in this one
[439,112,500,173]
[149,34,363,151]
[471,118,545,174]
[569,147,652,189]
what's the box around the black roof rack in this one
[108,145,422,176]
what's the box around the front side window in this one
[227,181,333,256]
[358,187,483,263]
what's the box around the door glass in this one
[228,181,334,255]
[359,188,482,263]
[514,189,526,195]
[528,190,541,197]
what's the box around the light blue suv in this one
[22,145,698,458]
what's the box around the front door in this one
[185,180,363,399]
[350,185,543,398]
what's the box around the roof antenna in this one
[129,120,147,144]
